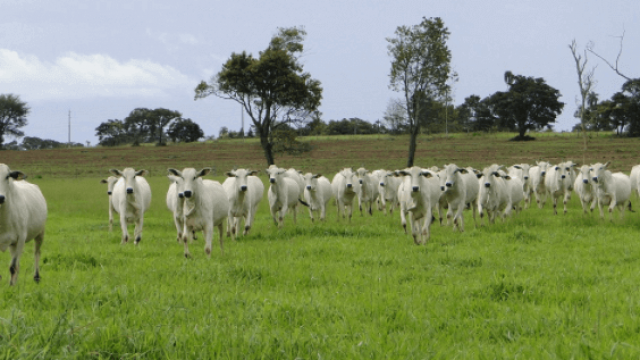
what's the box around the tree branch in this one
[587,29,632,81]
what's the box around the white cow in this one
[100,176,120,231]
[332,168,358,222]
[503,173,525,215]
[590,162,633,220]
[169,167,229,258]
[302,173,333,222]
[110,168,151,245]
[378,171,400,215]
[396,167,440,244]
[477,164,512,225]
[166,174,186,242]
[440,164,479,232]
[355,167,377,216]
[508,164,533,208]
[266,166,302,228]
[545,161,576,215]
[222,168,264,240]
[630,165,640,199]
[530,161,551,208]
[0,164,47,285]
[574,165,597,214]
[371,169,386,211]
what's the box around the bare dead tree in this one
[587,29,632,81]
[569,39,596,156]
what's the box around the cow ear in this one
[226,172,235,177]
[8,171,26,180]
[503,175,512,180]
[198,168,212,177]
[248,170,259,176]
[110,169,123,177]
[603,161,610,168]
[476,173,483,179]
[100,179,108,184]
[168,168,181,177]
[314,173,322,178]
[136,169,148,177]
[422,171,433,178]
[513,165,522,169]
[167,175,178,182]
[457,168,468,174]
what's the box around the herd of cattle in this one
[1,160,639,285]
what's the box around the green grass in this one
[1,173,640,359]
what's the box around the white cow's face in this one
[562,161,577,181]
[111,168,147,195]
[303,173,321,191]
[478,165,503,189]
[536,161,550,177]
[398,166,434,193]
[0,164,25,207]
[443,164,468,192]
[380,172,393,187]
[167,174,185,198]
[590,162,609,185]
[355,168,368,185]
[100,176,119,196]
[579,165,591,185]
[169,167,210,199]
[266,167,285,185]
[513,164,531,181]
[340,168,356,191]
[227,168,257,193]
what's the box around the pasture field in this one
[1,133,640,359]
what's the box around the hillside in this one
[1,132,638,178]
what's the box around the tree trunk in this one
[406,124,420,168]
[259,133,275,166]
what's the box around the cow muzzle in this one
[446,182,452,188]
[306,185,311,190]
[561,175,566,179]
[412,186,419,192]
[524,176,529,180]
[592,177,598,183]
[380,182,385,187]
[178,193,185,199]
[484,183,491,188]
[346,183,352,188]
[107,191,112,195]
[359,179,363,184]
[541,172,546,177]
[269,178,276,184]
[240,185,247,192]
[440,186,445,191]
[184,190,193,198]
[583,179,588,184]
[126,188,134,194]
[0,195,5,204]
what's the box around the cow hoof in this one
[184,253,191,259]
[135,236,141,244]
[34,274,41,283]
[205,247,211,256]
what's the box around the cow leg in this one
[134,216,143,245]
[119,212,129,244]
[8,239,24,286]
[182,229,193,258]
[203,223,214,258]
[279,205,288,228]
[454,207,465,232]
[218,223,225,255]
[108,205,114,232]
[34,232,44,283]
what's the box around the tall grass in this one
[1,174,640,359]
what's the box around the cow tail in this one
[628,201,635,213]
[298,199,310,207]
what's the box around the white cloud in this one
[0,49,194,101]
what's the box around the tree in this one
[487,71,564,140]
[0,94,29,148]
[167,118,204,143]
[95,119,130,146]
[383,98,409,134]
[195,26,323,165]
[148,108,181,145]
[621,79,640,136]
[456,95,495,133]
[587,29,634,81]
[387,17,452,167]
[569,39,596,152]
[123,108,155,146]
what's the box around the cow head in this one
[100,176,119,196]
[398,166,434,193]
[168,167,210,199]
[0,164,26,206]
[590,162,610,184]
[111,168,147,195]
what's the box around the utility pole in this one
[68,110,71,147]
[241,104,245,142]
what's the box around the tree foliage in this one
[95,108,188,146]
[487,71,564,140]
[195,26,322,165]
[167,118,204,143]
[387,17,452,166]
[0,94,29,148]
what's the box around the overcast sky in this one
[2,0,638,145]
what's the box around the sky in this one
[1,0,638,145]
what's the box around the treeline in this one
[4,137,84,151]
[95,108,204,146]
